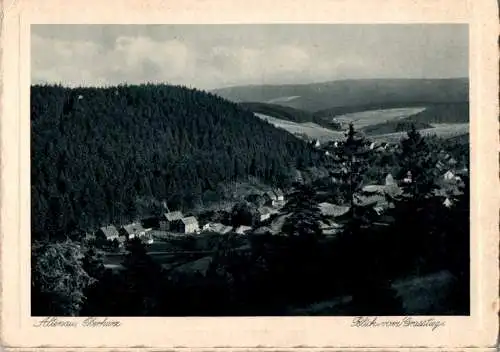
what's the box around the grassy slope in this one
[254,113,344,142]
[239,102,314,123]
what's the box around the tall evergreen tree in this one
[329,123,370,209]
[282,182,326,241]
[397,124,438,200]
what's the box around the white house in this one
[443,198,453,208]
[159,211,184,231]
[443,170,456,182]
[264,191,278,207]
[96,225,120,241]
[202,222,233,234]
[274,189,285,202]
[258,207,272,222]
[235,225,252,234]
[173,216,199,234]
[119,223,150,240]
[385,173,395,186]
[403,171,412,184]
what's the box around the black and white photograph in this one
[30,24,471,317]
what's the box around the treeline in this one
[361,120,433,136]
[31,84,325,240]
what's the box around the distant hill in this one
[212,78,469,113]
[31,84,325,239]
[406,102,469,124]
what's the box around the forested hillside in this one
[31,84,324,240]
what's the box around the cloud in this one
[31,25,468,89]
[32,34,193,87]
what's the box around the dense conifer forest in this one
[31,84,325,240]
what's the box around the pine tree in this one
[328,123,373,225]
[282,182,327,241]
[397,124,438,200]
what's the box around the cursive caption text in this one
[33,316,121,328]
[351,316,446,331]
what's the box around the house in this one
[385,173,395,186]
[263,190,278,206]
[142,233,154,244]
[235,225,252,234]
[274,189,285,202]
[172,216,199,234]
[258,207,272,222]
[159,211,184,231]
[119,222,150,240]
[443,170,456,182]
[314,140,321,148]
[355,193,390,210]
[202,222,233,234]
[361,185,386,194]
[403,171,412,184]
[443,198,453,208]
[319,202,350,218]
[96,225,119,241]
[253,226,272,235]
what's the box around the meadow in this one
[255,113,344,142]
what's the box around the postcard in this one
[1,0,498,350]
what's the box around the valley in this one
[32,79,470,317]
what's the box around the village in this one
[90,136,467,277]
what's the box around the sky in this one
[31,24,469,90]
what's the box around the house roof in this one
[355,194,388,207]
[274,189,284,197]
[235,225,252,234]
[164,211,184,221]
[385,173,395,186]
[121,222,145,235]
[319,202,350,217]
[203,222,233,234]
[99,225,119,239]
[181,216,198,225]
[362,185,386,194]
[264,191,278,200]
[253,226,272,235]
[258,207,272,215]
[384,184,403,197]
